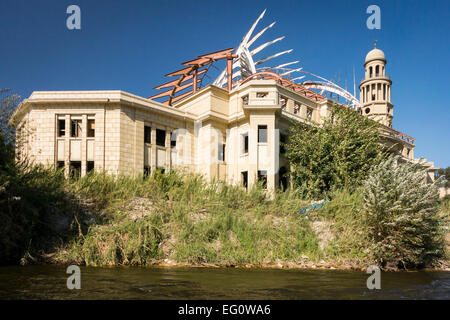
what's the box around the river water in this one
[0,265,449,299]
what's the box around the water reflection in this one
[0,266,448,300]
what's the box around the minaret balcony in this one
[359,75,392,86]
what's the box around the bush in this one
[362,156,446,268]
[286,104,386,199]
[0,160,80,265]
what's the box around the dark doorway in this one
[87,161,95,173]
[69,161,81,178]
[241,171,248,189]
[257,170,267,189]
[279,167,288,191]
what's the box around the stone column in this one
[165,128,171,171]
[286,99,294,113]
[270,122,278,193]
[64,115,70,176]
[81,114,87,177]
[248,117,257,189]
[151,127,156,173]
[300,104,307,119]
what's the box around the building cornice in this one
[9,90,197,126]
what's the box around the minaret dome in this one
[359,41,393,127]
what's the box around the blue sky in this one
[0,0,448,167]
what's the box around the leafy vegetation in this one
[362,156,446,268]
[285,104,386,199]
[1,90,80,265]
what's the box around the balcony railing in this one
[360,75,391,83]
[379,125,416,144]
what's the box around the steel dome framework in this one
[150,9,360,109]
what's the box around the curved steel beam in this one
[301,81,360,108]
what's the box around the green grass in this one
[312,188,372,266]
[54,170,322,266]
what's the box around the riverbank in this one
[2,169,449,271]
[49,172,450,271]
[136,258,450,272]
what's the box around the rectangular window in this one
[256,92,268,98]
[242,95,249,106]
[218,143,225,161]
[156,129,166,147]
[241,171,248,189]
[144,166,151,178]
[258,170,267,189]
[306,108,313,120]
[170,132,176,148]
[144,126,151,144]
[87,119,95,137]
[71,119,82,138]
[58,119,66,137]
[280,96,287,110]
[242,133,249,154]
[87,161,94,173]
[258,125,267,143]
[69,161,81,179]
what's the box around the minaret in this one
[359,41,393,127]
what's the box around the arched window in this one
[369,67,373,78]
[375,65,379,77]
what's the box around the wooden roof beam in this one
[163,90,194,104]
[149,80,201,100]
[153,69,207,90]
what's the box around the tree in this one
[285,104,386,199]
[363,156,445,268]
[0,90,75,265]
[437,167,450,188]
[0,89,20,147]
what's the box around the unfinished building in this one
[9,10,438,190]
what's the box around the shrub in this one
[286,104,386,199]
[362,156,446,268]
